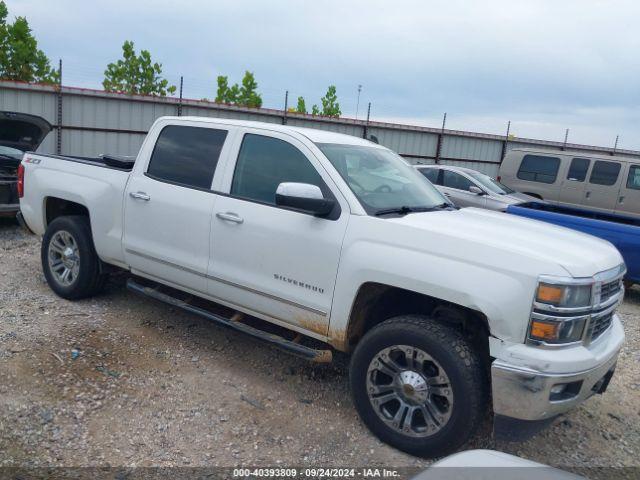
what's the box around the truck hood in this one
[0,112,52,168]
[389,207,623,278]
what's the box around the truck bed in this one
[507,202,640,283]
[30,153,136,171]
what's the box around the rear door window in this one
[567,158,590,182]
[626,165,640,190]
[589,161,621,186]
[147,125,228,189]
[516,155,561,184]
[442,170,475,191]
[419,168,439,184]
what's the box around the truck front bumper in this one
[490,317,623,440]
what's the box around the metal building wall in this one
[2,81,638,171]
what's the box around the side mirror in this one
[469,185,484,195]
[275,182,335,216]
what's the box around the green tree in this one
[320,85,341,117]
[311,104,320,115]
[238,71,262,107]
[216,71,262,107]
[296,96,307,114]
[215,75,230,103]
[0,1,58,84]
[103,40,175,96]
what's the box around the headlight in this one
[535,282,593,308]
[529,316,587,344]
[529,277,594,345]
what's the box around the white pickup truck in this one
[18,116,625,457]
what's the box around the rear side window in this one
[231,134,325,205]
[589,161,621,186]
[517,155,561,184]
[147,125,228,189]
[442,170,474,191]
[627,165,640,190]
[419,168,439,184]
[567,158,590,182]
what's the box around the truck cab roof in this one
[162,116,379,147]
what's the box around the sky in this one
[6,0,640,150]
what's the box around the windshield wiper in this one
[374,204,451,216]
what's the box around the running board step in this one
[126,279,332,363]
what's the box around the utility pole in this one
[562,128,569,150]
[177,76,184,116]
[283,90,289,125]
[56,59,63,155]
[501,120,511,163]
[612,135,619,156]
[355,84,362,120]
[435,113,447,163]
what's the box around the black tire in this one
[41,215,106,300]
[349,315,486,458]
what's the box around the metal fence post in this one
[363,102,371,139]
[500,120,511,163]
[56,59,63,155]
[435,113,446,164]
[282,90,289,125]
[177,76,183,116]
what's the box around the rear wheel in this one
[41,215,106,300]
[349,315,486,458]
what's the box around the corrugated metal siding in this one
[369,127,438,157]
[2,82,639,174]
[442,136,502,162]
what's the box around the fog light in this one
[550,380,583,401]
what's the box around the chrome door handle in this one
[216,212,244,224]
[585,191,591,199]
[129,191,150,201]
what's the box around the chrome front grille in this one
[600,279,622,303]
[587,311,614,341]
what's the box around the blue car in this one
[507,202,639,285]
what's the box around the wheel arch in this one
[44,196,90,227]
[343,282,491,354]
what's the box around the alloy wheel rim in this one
[366,345,453,437]
[48,230,80,286]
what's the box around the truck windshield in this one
[467,171,515,195]
[317,143,448,215]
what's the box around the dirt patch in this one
[0,218,638,472]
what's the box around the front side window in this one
[442,170,475,191]
[317,143,447,214]
[517,155,561,184]
[627,165,640,191]
[231,134,326,205]
[147,125,228,189]
[418,167,439,184]
[567,158,590,182]
[589,161,621,186]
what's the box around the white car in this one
[415,164,540,211]
[18,116,625,458]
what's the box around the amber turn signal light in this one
[530,320,559,341]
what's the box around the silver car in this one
[415,165,539,211]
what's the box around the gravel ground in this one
[0,218,638,475]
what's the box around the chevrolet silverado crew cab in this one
[18,117,626,458]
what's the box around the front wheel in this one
[349,315,487,458]
[41,215,106,300]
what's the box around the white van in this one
[499,148,640,219]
